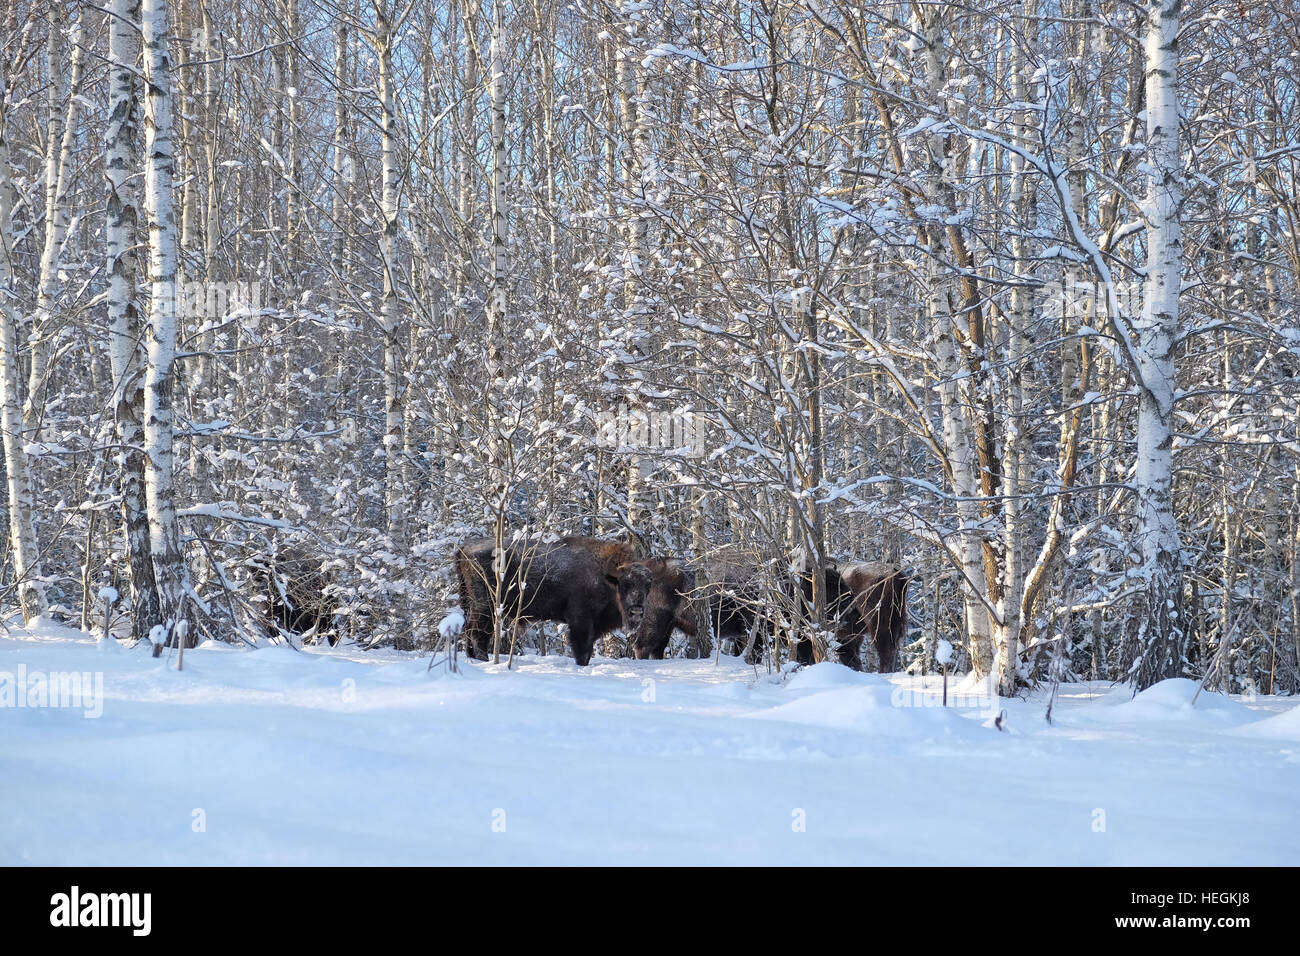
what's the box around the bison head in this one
[630,562,697,660]
[608,561,655,632]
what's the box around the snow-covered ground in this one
[2,621,1298,865]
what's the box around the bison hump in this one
[841,561,903,590]
[560,536,637,573]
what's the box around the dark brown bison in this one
[697,549,911,671]
[790,562,867,669]
[627,562,698,660]
[696,547,766,662]
[252,550,340,645]
[799,561,911,672]
[695,548,853,665]
[705,578,766,663]
[455,536,694,666]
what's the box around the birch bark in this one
[1131,0,1185,689]
[374,3,405,542]
[24,8,86,437]
[142,0,194,649]
[917,7,996,678]
[0,68,47,623]
[107,0,161,643]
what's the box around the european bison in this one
[790,562,866,669]
[455,536,694,666]
[252,550,340,645]
[706,580,765,663]
[698,549,912,671]
[696,548,851,665]
[697,547,765,662]
[628,562,697,660]
[798,561,912,672]
[848,561,912,672]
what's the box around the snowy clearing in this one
[2,622,1298,866]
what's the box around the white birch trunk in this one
[996,0,1038,695]
[142,0,193,650]
[0,72,47,623]
[331,6,351,284]
[934,274,995,679]
[617,37,653,536]
[375,4,405,542]
[1131,0,1185,688]
[457,0,479,318]
[24,9,86,436]
[106,0,161,644]
[918,8,995,679]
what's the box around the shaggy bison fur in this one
[701,560,852,665]
[844,561,912,672]
[252,551,340,645]
[698,549,911,671]
[627,562,697,660]
[794,561,912,671]
[455,536,694,666]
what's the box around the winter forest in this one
[3,0,1300,698]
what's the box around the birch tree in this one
[106,0,160,644]
[373,2,406,544]
[0,54,46,623]
[25,5,85,437]
[1130,0,1186,688]
[142,0,193,649]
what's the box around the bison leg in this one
[456,556,494,661]
[462,610,494,660]
[836,635,865,671]
[876,634,900,673]
[794,637,815,666]
[569,620,596,666]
